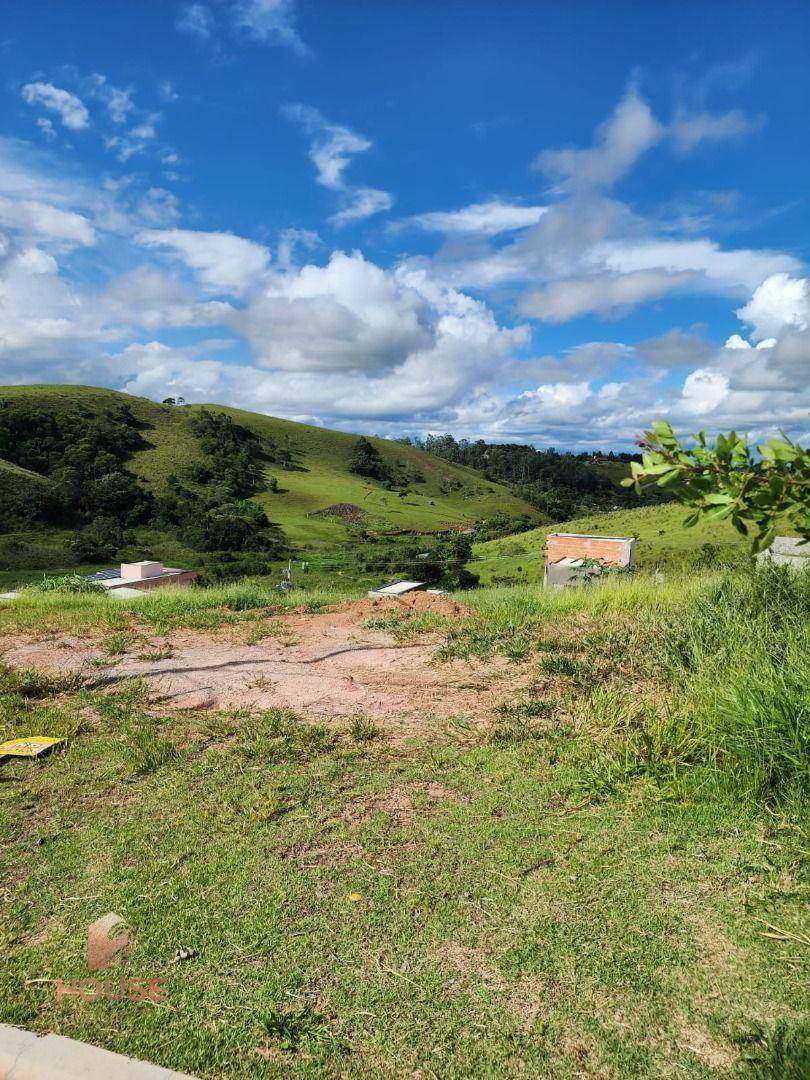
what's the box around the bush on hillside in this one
[181,498,283,554]
[0,473,63,527]
[357,531,479,589]
[474,513,537,542]
[195,551,276,582]
[0,400,153,527]
[69,516,128,561]
[418,432,659,517]
[187,410,267,498]
[348,437,394,485]
[0,399,288,566]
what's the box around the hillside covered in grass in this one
[469,501,782,583]
[0,385,536,541]
[0,385,540,582]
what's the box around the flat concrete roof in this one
[368,580,427,597]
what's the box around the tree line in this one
[406,433,661,518]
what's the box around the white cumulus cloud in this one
[669,109,763,152]
[176,3,214,39]
[534,88,663,191]
[136,228,271,295]
[736,273,810,342]
[87,74,135,124]
[232,0,308,54]
[21,82,90,132]
[234,250,434,371]
[680,368,729,414]
[519,269,695,322]
[533,88,762,191]
[0,196,95,247]
[595,237,799,295]
[177,0,308,54]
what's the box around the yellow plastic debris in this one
[0,736,65,758]
[347,892,364,903]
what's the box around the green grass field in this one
[0,566,807,1077]
[469,502,787,583]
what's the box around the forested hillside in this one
[412,433,669,518]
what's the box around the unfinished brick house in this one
[544,532,635,587]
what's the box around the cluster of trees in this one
[409,433,654,518]
[154,480,281,555]
[355,532,478,590]
[348,437,424,490]
[0,400,285,564]
[186,410,268,498]
[0,401,153,558]
[348,437,393,484]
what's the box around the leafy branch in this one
[622,421,810,552]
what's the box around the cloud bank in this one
[1,77,807,450]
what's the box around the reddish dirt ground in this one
[0,596,522,741]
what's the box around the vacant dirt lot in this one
[0,594,523,740]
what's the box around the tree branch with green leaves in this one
[622,421,810,552]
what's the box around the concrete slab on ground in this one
[0,1024,198,1080]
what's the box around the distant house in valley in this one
[544,532,635,587]
[86,560,197,594]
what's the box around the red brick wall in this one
[546,534,632,567]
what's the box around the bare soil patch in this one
[308,502,367,523]
[0,597,516,740]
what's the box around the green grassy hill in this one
[470,501,780,582]
[0,385,539,550]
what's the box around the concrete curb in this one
[0,1025,198,1079]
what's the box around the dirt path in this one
[0,595,521,739]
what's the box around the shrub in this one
[69,517,127,561]
[26,574,105,594]
[348,437,393,484]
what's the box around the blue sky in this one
[0,0,808,448]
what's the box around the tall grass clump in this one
[658,563,809,805]
[25,574,105,594]
[446,572,707,662]
[456,569,708,624]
